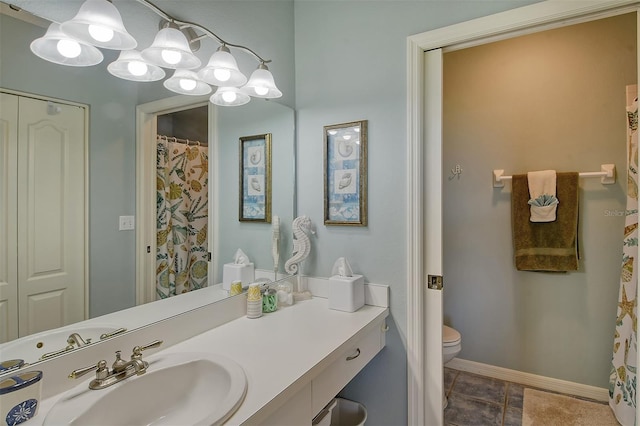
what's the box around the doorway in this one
[156,106,209,299]
[406,2,640,425]
[135,95,215,306]
[443,5,632,408]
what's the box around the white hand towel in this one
[527,170,557,222]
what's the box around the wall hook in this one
[449,164,462,180]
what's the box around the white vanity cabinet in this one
[260,382,313,425]
[259,315,387,426]
[21,295,389,426]
[311,318,386,416]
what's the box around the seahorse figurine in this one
[284,215,316,275]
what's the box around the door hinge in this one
[427,275,443,290]
[147,246,151,254]
[207,252,212,262]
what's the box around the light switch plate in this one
[119,215,135,231]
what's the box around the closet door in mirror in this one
[16,95,87,337]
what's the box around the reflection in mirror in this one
[155,105,211,298]
[0,6,295,365]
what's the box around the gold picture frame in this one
[239,133,272,223]
[323,120,368,226]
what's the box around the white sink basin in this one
[43,352,247,426]
[0,324,123,363]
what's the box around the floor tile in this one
[444,393,504,426]
[444,368,604,426]
[507,383,524,409]
[503,406,523,426]
[452,371,507,405]
[445,367,459,396]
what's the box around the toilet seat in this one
[443,325,461,347]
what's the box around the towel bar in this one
[492,164,615,188]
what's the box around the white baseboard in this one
[446,358,609,402]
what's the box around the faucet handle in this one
[40,344,75,360]
[69,360,108,380]
[100,327,127,340]
[131,340,163,360]
[111,350,128,373]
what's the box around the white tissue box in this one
[328,274,364,312]
[222,263,255,291]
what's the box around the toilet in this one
[442,325,462,409]
[443,325,461,364]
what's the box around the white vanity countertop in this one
[29,297,389,425]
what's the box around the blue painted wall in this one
[293,2,541,424]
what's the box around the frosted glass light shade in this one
[60,0,137,50]
[210,87,250,107]
[197,45,247,87]
[107,50,165,82]
[141,27,201,70]
[242,64,282,99]
[30,23,103,66]
[164,69,212,95]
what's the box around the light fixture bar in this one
[134,0,271,65]
[19,0,282,104]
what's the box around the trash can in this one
[312,398,367,426]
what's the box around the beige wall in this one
[443,13,636,388]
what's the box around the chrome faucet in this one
[39,332,92,360]
[111,350,146,375]
[68,340,163,390]
[67,332,91,347]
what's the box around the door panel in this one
[16,96,86,337]
[27,122,66,276]
[25,289,65,336]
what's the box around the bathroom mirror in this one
[0,3,295,363]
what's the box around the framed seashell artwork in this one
[323,120,368,226]
[239,133,272,222]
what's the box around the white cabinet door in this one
[0,93,87,340]
[0,93,19,342]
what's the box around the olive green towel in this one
[512,172,579,271]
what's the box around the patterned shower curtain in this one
[609,86,638,425]
[156,136,209,299]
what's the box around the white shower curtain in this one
[609,85,638,426]
[156,136,209,299]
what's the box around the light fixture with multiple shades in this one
[26,0,282,106]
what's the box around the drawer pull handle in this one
[346,348,361,361]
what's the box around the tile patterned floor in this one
[443,367,609,426]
